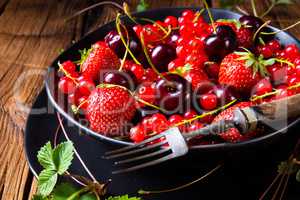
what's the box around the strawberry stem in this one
[261,20,300,35]
[202,0,216,33]
[138,164,222,195]
[116,13,141,65]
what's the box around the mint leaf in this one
[52,182,77,200]
[53,141,74,175]
[37,142,56,170]
[107,195,141,200]
[37,169,58,197]
[296,169,300,182]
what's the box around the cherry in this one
[155,74,192,114]
[151,44,177,72]
[253,78,273,96]
[210,85,236,105]
[130,124,146,143]
[103,71,136,90]
[167,31,180,48]
[199,93,218,110]
[77,78,95,96]
[204,26,237,61]
[204,62,220,79]
[104,28,141,58]
[164,16,178,28]
[239,15,263,32]
[58,77,76,94]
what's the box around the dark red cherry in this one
[104,27,141,58]
[151,44,177,72]
[239,15,263,32]
[167,31,180,48]
[103,71,136,90]
[155,74,192,114]
[216,25,236,39]
[211,85,236,105]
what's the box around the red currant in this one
[168,58,185,72]
[164,16,178,28]
[168,115,184,125]
[151,113,169,133]
[267,40,281,51]
[284,44,299,59]
[199,93,218,110]
[77,78,95,96]
[130,63,144,82]
[258,45,273,58]
[58,76,76,94]
[182,10,194,19]
[60,60,76,74]
[184,110,197,120]
[187,121,204,132]
[130,124,146,143]
[136,83,156,107]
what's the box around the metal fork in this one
[104,119,236,174]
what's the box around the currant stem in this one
[261,20,300,35]
[58,62,79,85]
[65,1,123,22]
[202,0,216,33]
[251,0,258,17]
[259,173,281,200]
[57,113,98,182]
[138,164,222,195]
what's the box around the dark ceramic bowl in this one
[45,7,300,153]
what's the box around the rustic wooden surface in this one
[0,0,299,199]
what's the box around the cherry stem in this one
[202,0,216,33]
[235,5,249,16]
[65,1,123,22]
[260,1,276,18]
[251,0,258,17]
[57,112,98,182]
[261,20,300,35]
[253,20,271,42]
[279,172,290,200]
[259,173,281,200]
[139,32,166,80]
[116,13,141,65]
[138,164,222,195]
[192,8,205,23]
[271,171,287,200]
[123,2,139,24]
[119,23,130,71]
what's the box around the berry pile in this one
[56,9,300,144]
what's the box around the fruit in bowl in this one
[48,6,300,147]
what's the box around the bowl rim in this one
[45,7,300,150]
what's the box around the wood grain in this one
[0,0,299,199]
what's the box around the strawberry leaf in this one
[37,169,58,197]
[262,58,276,66]
[246,59,255,67]
[37,142,56,170]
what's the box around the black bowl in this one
[45,7,300,152]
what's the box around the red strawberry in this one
[86,85,136,136]
[219,51,274,92]
[213,102,256,142]
[81,41,120,81]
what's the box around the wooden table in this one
[0,0,299,199]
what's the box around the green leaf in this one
[136,0,149,12]
[106,195,141,200]
[52,183,78,200]
[32,195,49,200]
[246,59,255,67]
[276,0,293,5]
[53,141,74,175]
[37,169,58,197]
[37,142,56,170]
[296,169,300,182]
[80,193,98,200]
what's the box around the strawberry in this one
[213,102,257,142]
[81,41,120,81]
[86,85,136,136]
[219,51,274,92]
